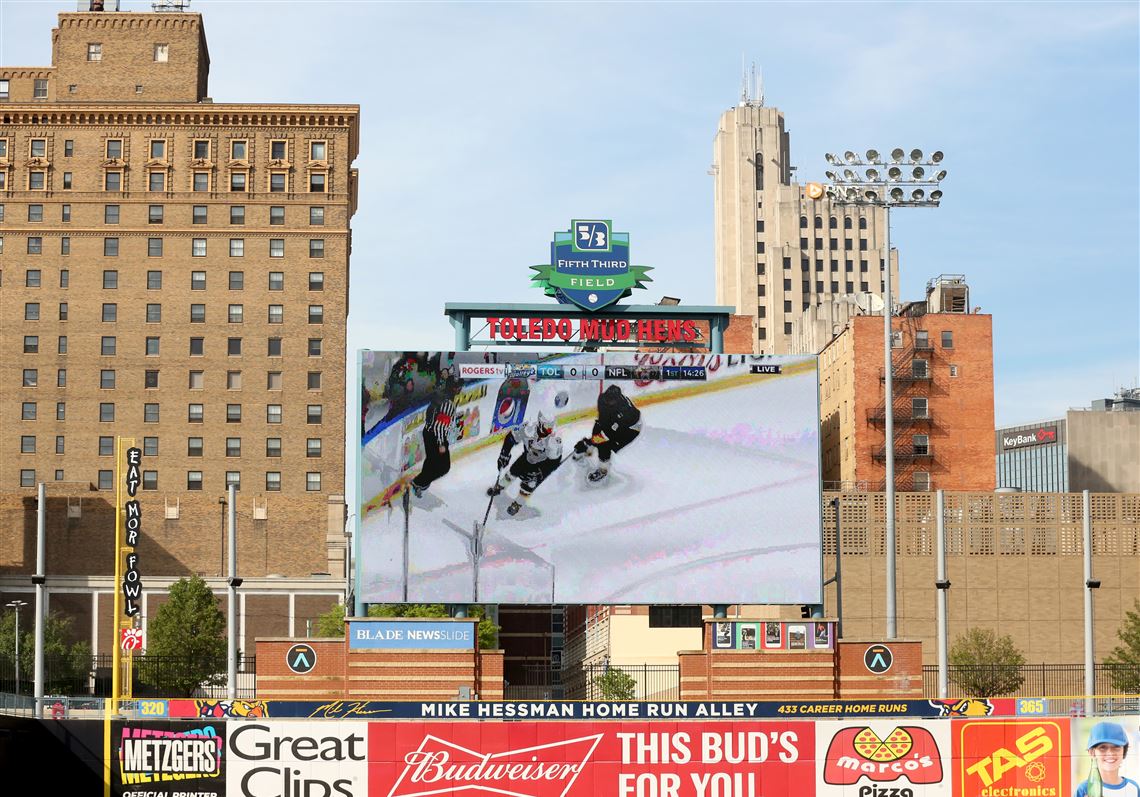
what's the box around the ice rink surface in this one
[360,371,821,604]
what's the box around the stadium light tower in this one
[817,148,947,641]
[7,600,28,694]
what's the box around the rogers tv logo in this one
[387,733,603,797]
[823,726,944,785]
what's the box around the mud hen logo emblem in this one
[823,725,944,785]
[531,218,652,311]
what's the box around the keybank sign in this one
[349,620,475,650]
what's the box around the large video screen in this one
[357,351,822,604]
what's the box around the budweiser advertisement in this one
[368,721,816,797]
[357,351,822,604]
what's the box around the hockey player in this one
[573,384,642,483]
[487,412,563,516]
[410,375,461,497]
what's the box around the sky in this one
[1,0,1137,432]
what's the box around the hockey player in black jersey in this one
[487,412,563,516]
[410,376,461,497]
[573,384,642,483]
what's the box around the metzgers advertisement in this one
[113,721,225,797]
[367,721,816,797]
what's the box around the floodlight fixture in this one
[844,150,858,164]
[930,189,943,202]
[911,188,925,201]
[931,150,944,163]
[891,148,905,163]
[910,148,923,162]
[933,169,947,181]
[843,168,858,181]
[866,149,881,163]
[865,168,880,181]
[888,166,902,181]
[826,153,841,165]
[912,166,925,180]
[864,188,879,201]
[890,187,904,201]
[825,170,839,181]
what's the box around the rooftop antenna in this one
[152,0,191,11]
[739,54,749,106]
[754,63,764,107]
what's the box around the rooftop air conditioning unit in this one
[252,499,268,520]
[164,497,180,519]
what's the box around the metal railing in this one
[923,663,1140,698]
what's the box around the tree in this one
[948,628,1026,697]
[1103,598,1140,693]
[0,610,91,694]
[593,666,637,700]
[141,575,226,697]
[314,603,499,649]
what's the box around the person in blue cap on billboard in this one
[1076,721,1138,797]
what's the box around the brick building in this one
[818,276,996,492]
[0,5,358,653]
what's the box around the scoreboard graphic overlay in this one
[357,351,822,604]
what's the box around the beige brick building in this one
[0,7,358,654]
[712,99,897,354]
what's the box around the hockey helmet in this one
[536,411,554,436]
[600,384,624,406]
[1087,721,1128,748]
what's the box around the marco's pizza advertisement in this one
[815,719,952,795]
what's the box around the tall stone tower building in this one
[713,97,897,354]
[0,5,359,653]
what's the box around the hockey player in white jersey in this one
[487,412,563,516]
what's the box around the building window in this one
[150,140,165,159]
[226,404,242,423]
[60,270,70,288]
[949,364,959,378]
[307,371,321,390]
[151,42,169,61]
[187,437,203,457]
[915,330,930,349]
[0,80,8,100]
[268,272,284,290]
[941,330,954,348]
[22,369,38,387]
[88,43,102,61]
[229,238,244,257]
[228,304,244,323]
[191,271,206,289]
[224,472,241,491]
[26,270,42,287]
[266,472,281,491]
[146,337,160,356]
[270,140,287,160]
[226,438,241,457]
[230,140,247,160]
[270,206,285,225]
[20,436,36,454]
[187,471,203,491]
[308,239,325,258]
[193,140,210,160]
[308,339,322,356]
[144,370,159,388]
[101,303,117,322]
[308,305,324,324]
[912,359,929,378]
[308,272,325,291]
[147,271,163,292]
[142,471,158,491]
[306,438,322,457]
[105,139,123,160]
[189,337,204,356]
[149,172,165,192]
[188,404,204,423]
[266,405,282,424]
[310,141,327,160]
[55,336,64,354]
[148,238,163,257]
[62,173,72,189]
[226,371,242,390]
[306,472,322,491]
[20,470,36,488]
[310,206,325,225]
[143,437,158,456]
[27,237,42,254]
[230,205,245,225]
[267,371,283,390]
[306,405,323,424]
[100,336,117,356]
[103,238,119,257]
[99,403,115,422]
[57,369,66,387]
[190,304,206,323]
[24,336,40,354]
[104,172,121,191]
[227,338,242,356]
[98,471,114,491]
[144,404,160,423]
[911,397,929,419]
[913,471,931,491]
[188,370,204,389]
[309,173,326,193]
[268,305,284,324]
[269,173,286,193]
[21,402,37,420]
[100,370,116,389]
[98,437,114,456]
[26,171,47,190]
[191,239,207,257]
[28,204,44,222]
[269,239,284,258]
[230,172,247,192]
[267,338,282,356]
[193,172,209,192]
[25,303,40,321]
[266,438,282,457]
[912,434,930,456]
[192,205,207,224]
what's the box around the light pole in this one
[819,147,947,640]
[7,600,28,694]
